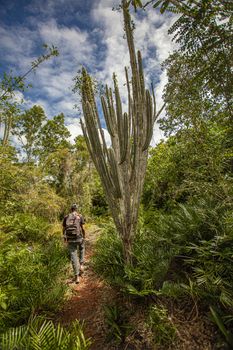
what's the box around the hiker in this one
[63,203,85,284]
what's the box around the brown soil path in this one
[56,225,114,350]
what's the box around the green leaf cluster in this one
[0,317,91,350]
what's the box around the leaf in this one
[160,0,170,13]
[131,0,143,10]
[210,306,233,346]
[153,0,163,8]
[0,301,7,310]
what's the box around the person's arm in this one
[81,225,85,239]
[80,215,85,239]
[62,216,67,242]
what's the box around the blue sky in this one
[0,0,176,144]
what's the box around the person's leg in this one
[68,242,80,282]
[79,240,85,264]
[79,240,85,274]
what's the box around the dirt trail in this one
[56,225,113,350]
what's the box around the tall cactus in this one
[81,1,163,263]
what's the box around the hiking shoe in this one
[79,264,84,276]
[75,276,80,284]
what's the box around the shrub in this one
[17,182,65,222]
[104,304,132,345]
[0,213,49,242]
[0,316,91,350]
[92,220,176,293]
[92,223,125,286]
[0,159,64,220]
[147,304,177,346]
[186,235,233,308]
[93,194,233,311]
[0,237,68,330]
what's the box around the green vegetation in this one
[104,303,133,345]
[0,0,232,348]
[0,317,91,350]
[147,305,177,346]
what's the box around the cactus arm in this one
[113,74,129,164]
[113,74,123,142]
[122,1,140,101]
[125,67,132,120]
[80,119,96,164]
[101,96,115,137]
[119,112,129,164]
[137,50,146,103]
[108,148,122,197]
[142,90,153,152]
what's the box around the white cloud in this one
[39,19,93,64]
[66,117,83,143]
[12,91,25,104]
[102,128,111,147]
[0,26,36,67]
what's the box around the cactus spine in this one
[81,1,160,263]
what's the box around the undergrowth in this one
[0,213,68,333]
[92,198,233,348]
[0,316,91,350]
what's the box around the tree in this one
[167,0,233,119]
[130,0,233,119]
[37,113,71,160]
[12,105,46,162]
[80,1,164,263]
[143,121,230,211]
[158,52,225,137]
[36,114,72,200]
[73,135,91,172]
[0,45,59,145]
[0,97,20,147]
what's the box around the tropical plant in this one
[147,304,177,346]
[92,223,125,286]
[0,316,91,350]
[186,234,233,309]
[0,213,49,242]
[92,218,175,293]
[0,236,68,330]
[210,306,233,348]
[104,304,132,344]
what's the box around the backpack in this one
[65,212,83,242]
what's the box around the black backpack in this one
[65,212,83,241]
